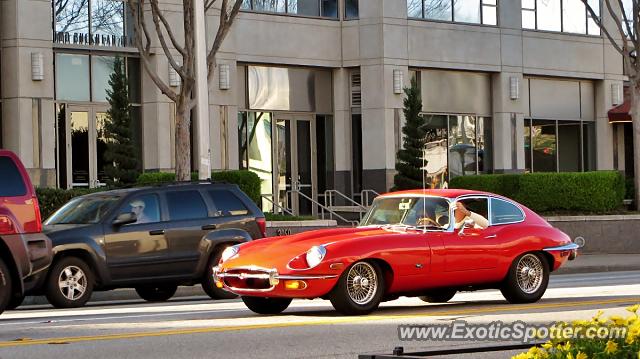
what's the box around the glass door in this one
[64,105,110,188]
[274,114,317,216]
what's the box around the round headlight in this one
[220,245,239,263]
[305,245,327,269]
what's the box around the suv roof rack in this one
[144,179,230,188]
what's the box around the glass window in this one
[345,0,359,19]
[0,156,27,197]
[166,190,208,220]
[92,56,117,102]
[424,0,452,21]
[242,0,338,18]
[458,197,489,222]
[558,121,582,172]
[207,190,250,217]
[119,194,161,224]
[524,119,532,172]
[254,0,286,13]
[288,0,320,16]
[54,0,89,35]
[537,0,561,31]
[587,0,600,35]
[361,196,450,229]
[408,0,423,18]
[91,0,125,39]
[531,119,557,172]
[562,0,586,34]
[321,0,338,17]
[482,1,497,26]
[583,122,596,171]
[477,117,492,173]
[423,114,448,188]
[454,0,481,23]
[491,198,524,225]
[448,115,477,179]
[55,53,90,101]
[45,196,120,224]
[127,57,141,104]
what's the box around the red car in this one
[0,150,52,314]
[214,189,579,315]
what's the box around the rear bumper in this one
[213,266,339,298]
[1,232,52,279]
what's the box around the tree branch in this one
[206,0,242,81]
[616,0,636,43]
[149,0,188,79]
[149,0,187,57]
[582,0,627,56]
[205,0,219,12]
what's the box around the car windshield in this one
[45,195,121,225]
[360,196,451,230]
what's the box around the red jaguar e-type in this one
[213,189,579,315]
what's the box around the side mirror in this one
[458,218,476,236]
[113,212,137,227]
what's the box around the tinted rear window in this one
[207,190,249,217]
[0,156,27,197]
[491,198,524,225]
[166,190,208,221]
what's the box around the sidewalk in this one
[21,254,640,307]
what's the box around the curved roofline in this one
[379,189,495,199]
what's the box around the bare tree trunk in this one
[632,83,640,209]
[175,101,191,181]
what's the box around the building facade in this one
[0,0,630,214]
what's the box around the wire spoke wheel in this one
[515,254,544,294]
[346,262,378,305]
[57,265,87,301]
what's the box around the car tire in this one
[500,252,549,304]
[45,257,94,309]
[0,258,12,315]
[241,296,292,315]
[419,289,457,303]
[7,293,25,310]
[329,261,386,316]
[135,285,178,302]
[201,247,238,300]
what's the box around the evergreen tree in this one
[393,78,427,190]
[103,56,139,186]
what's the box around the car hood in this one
[43,224,95,242]
[223,226,417,270]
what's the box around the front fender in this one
[195,229,253,275]
[52,239,109,285]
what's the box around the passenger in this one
[130,199,152,224]
[454,202,489,229]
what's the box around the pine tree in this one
[393,78,426,190]
[103,56,139,186]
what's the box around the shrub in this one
[512,305,640,359]
[136,170,261,205]
[36,187,106,220]
[449,171,625,213]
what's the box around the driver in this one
[454,202,489,229]
[130,199,152,224]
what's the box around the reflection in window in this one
[238,112,274,212]
[54,0,89,34]
[54,0,129,47]
[55,53,90,101]
[91,56,117,102]
[522,0,600,35]
[524,119,595,173]
[411,0,496,25]
[448,115,477,178]
[91,0,124,38]
[242,0,338,18]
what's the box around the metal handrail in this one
[286,190,359,226]
[324,190,368,211]
[360,189,381,207]
[260,194,295,216]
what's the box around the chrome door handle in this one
[485,234,497,239]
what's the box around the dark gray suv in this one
[32,182,266,308]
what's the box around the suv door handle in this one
[202,224,217,231]
[485,234,497,239]
[149,230,165,236]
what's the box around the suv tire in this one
[201,247,238,300]
[135,285,178,302]
[45,257,94,308]
[0,258,12,315]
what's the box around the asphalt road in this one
[1,271,640,359]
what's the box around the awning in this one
[609,99,632,123]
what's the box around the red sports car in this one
[213,189,579,315]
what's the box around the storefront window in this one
[242,0,338,18]
[411,0,497,26]
[54,0,131,47]
[238,112,274,211]
[91,56,117,103]
[524,119,594,173]
[522,0,600,35]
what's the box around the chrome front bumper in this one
[212,266,338,292]
[543,242,581,260]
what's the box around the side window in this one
[166,190,208,221]
[491,199,524,225]
[207,190,250,217]
[120,194,161,224]
[0,156,27,197]
[459,198,489,219]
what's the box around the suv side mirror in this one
[113,212,137,227]
[458,218,475,236]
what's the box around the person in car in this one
[454,202,489,229]
[130,199,152,224]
